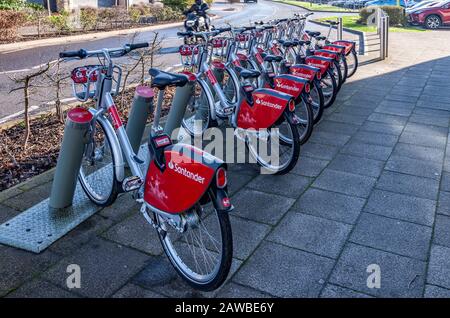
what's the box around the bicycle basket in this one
[70,65,122,102]
[235,33,251,50]
[179,44,200,68]
[211,37,229,58]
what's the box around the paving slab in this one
[424,285,450,298]
[290,156,329,178]
[112,283,164,298]
[351,131,399,147]
[327,154,385,178]
[364,189,435,226]
[230,188,295,225]
[437,191,450,216]
[43,238,150,297]
[359,121,404,136]
[392,143,444,163]
[320,284,373,298]
[312,169,377,198]
[300,142,339,161]
[427,245,450,290]
[0,247,61,297]
[217,282,272,298]
[246,174,311,199]
[432,215,450,249]
[316,120,360,136]
[341,140,393,161]
[376,171,439,200]
[292,188,365,225]
[385,155,442,180]
[399,131,447,149]
[233,241,334,297]
[102,213,163,256]
[329,243,426,297]
[267,212,351,258]
[308,131,351,147]
[5,279,78,298]
[350,213,432,260]
[2,182,52,211]
[367,113,409,126]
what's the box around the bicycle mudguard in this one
[273,74,309,101]
[289,64,321,82]
[322,44,346,55]
[144,142,226,214]
[304,55,333,76]
[237,88,294,130]
[314,49,340,62]
[332,40,356,56]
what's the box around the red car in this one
[408,0,450,28]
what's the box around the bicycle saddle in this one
[149,68,188,89]
[261,53,283,63]
[316,36,326,41]
[235,66,260,79]
[305,30,321,37]
[293,39,310,46]
[278,40,296,48]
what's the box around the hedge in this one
[359,5,406,27]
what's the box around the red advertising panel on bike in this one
[237,88,293,129]
[144,145,218,214]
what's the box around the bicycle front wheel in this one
[156,190,233,291]
[78,118,119,206]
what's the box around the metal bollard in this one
[49,108,92,209]
[126,85,154,154]
[164,73,196,138]
[337,17,343,41]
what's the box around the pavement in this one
[2,11,450,299]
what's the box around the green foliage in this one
[48,10,71,33]
[129,6,142,23]
[79,7,98,30]
[0,0,26,10]
[360,5,406,26]
[161,0,193,12]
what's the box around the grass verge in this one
[315,15,427,32]
[275,0,357,12]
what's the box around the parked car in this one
[365,0,416,7]
[408,0,450,28]
[406,0,441,13]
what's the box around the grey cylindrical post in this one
[126,85,154,154]
[49,108,92,209]
[385,16,389,58]
[337,17,343,40]
[164,73,195,138]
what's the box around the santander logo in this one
[255,98,283,110]
[276,82,300,92]
[168,161,205,184]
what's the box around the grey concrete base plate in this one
[0,145,150,253]
[0,184,98,253]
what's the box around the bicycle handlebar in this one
[59,42,148,59]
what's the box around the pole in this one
[385,16,389,58]
[49,108,92,209]
[337,17,343,40]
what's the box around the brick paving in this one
[2,31,450,298]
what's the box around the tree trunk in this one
[23,78,30,149]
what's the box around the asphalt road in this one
[0,0,356,122]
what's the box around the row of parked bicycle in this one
[59,12,358,291]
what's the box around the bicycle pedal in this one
[122,176,143,192]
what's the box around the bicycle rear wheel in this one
[246,112,301,175]
[156,190,233,291]
[78,118,119,206]
[321,69,338,108]
[346,49,358,78]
